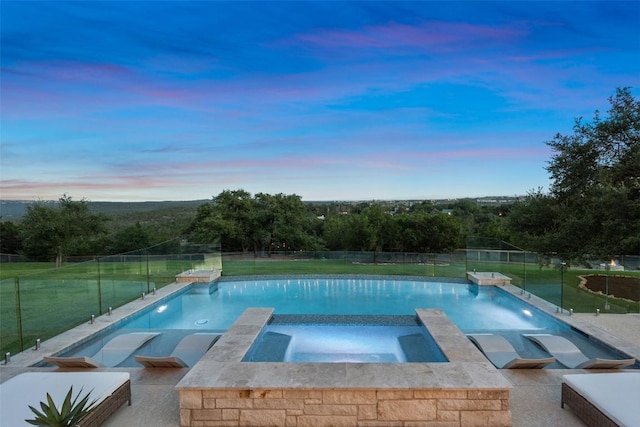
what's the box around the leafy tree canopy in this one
[547,87,639,199]
[19,195,109,266]
[508,88,640,260]
[188,189,323,254]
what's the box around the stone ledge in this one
[467,272,512,286]
[176,269,221,284]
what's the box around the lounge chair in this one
[524,334,636,369]
[467,333,556,369]
[562,373,640,427]
[42,355,105,368]
[0,372,131,427]
[45,332,160,368]
[135,333,221,367]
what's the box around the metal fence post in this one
[97,258,103,315]
[14,277,24,352]
[146,251,151,293]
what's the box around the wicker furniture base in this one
[77,380,131,427]
[561,383,618,427]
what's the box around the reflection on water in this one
[124,278,559,332]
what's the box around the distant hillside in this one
[87,200,209,216]
[0,200,33,220]
[1,197,521,222]
[0,200,209,221]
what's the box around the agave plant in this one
[26,386,97,427]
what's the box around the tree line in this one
[1,88,638,265]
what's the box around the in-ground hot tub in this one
[242,314,448,363]
[177,308,513,427]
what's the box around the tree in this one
[396,213,461,253]
[188,189,322,255]
[360,205,390,253]
[0,220,22,254]
[322,214,351,250]
[323,203,463,254]
[206,189,255,253]
[19,195,109,266]
[547,87,640,200]
[509,88,640,259]
[262,193,324,253]
[109,222,151,254]
[506,189,565,256]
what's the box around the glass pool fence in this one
[0,239,221,356]
[1,238,638,356]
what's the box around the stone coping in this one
[176,308,511,391]
[176,269,221,283]
[467,271,512,286]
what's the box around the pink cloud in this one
[292,21,527,53]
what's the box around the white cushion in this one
[563,373,640,427]
[0,372,129,426]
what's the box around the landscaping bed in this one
[580,275,640,302]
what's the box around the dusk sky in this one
[1,1,639,202]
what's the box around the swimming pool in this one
[53,276,635,367]
[125,277,556,331]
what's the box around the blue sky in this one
[1,1,639,202]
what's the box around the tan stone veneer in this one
[176,308,512,427]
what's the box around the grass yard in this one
[219,257,468,278]
[0,259,196,355]
[0,262,57,280]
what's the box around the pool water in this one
[54,277,635,367]
[124,278,555,331]
[242,315,448,363]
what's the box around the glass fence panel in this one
[219,251,468,278]
[1,241,636,359]
[97,254,148,313]
[0,239,224,357]
[17,261,99,354]
[466,237,639,314]
[563,268,639,314]
[0,278,20,355]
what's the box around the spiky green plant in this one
[26,386,97,427]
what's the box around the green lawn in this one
[0,259,195,355]
[1,256,638,356]
[219,258,468,278]
[0,262,57,280]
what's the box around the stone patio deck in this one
[1,277,638,426]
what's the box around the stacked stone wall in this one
[180,388,511,427]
